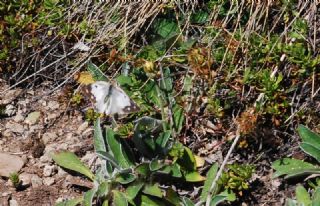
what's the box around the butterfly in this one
[83,81,140,116]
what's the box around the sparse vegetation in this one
[0,0,319,205]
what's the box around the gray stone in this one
[43,177,55,186]
[5,104,16,116]
[5,122,24,134]
[42,132,57,145]
[25,111,41,125]
[9,199,18,206]
[31,175,43,187]
[47,101,59,110]
[43,165,56,177]
[0,153,24,177]
[19,173,32,187]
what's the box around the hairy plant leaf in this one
[136,163,151,176]
[105,128,134,168]
[312,187,320,205]
[141,195,166,206]
[173,104,185,134]
[300,142,320,163]
[96,151,120,169]
[126,181,144,201]
[165,187,180,206]
[96,181,109,197]
[200,163,219,202]
[94,118,106,152]
[272,158,320,179]
[295,185,311,206]
[112,190,128,206]
[156,130,171,149]
[298,125,320,149]
[83,188,98,206]
[142,184,163,198]
[149,159,164,171]
[185,171,206,182]
[181,197,194,206]
[52,151,94,180]
[177,146,197,172]
[171,163,182,178]
[159,67,173,92]
[115,173,136,184]
[153,19,179,39]
[56,197,83,206]
[210,190,236,206]
[87,61,107,81]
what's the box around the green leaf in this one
[87,61,107,81]
[56,197,83,206]
[112,190,128,206]
[96,151,120,169]
[136,163,151,176]
[142,184,163,198]
[150,159,164,171]
[52,151,94,181]
[96,181,110,197]
[210,190,236,206]
[300,142,320,163]
[185,171,206,182]
[141,195,166,206]
[105,128,134,168]
[159,67,173,92]
[181,197,194,206]
[191,10,208,24]
[312,187,320,205]
[177,146,196,172]
[126,181,144,201]
[165,187,180,206]
[272,158,320,179]
[156,131,171,149]
[172,104,185,134]
[94,118,106,152]
[285,199,298,206]
[295,185,311,206]
[116,75,134,86]
[200,163,219,201]
[153,19,179,39]
[171,163,182,178]
[115,173,136,184]
[83,188,98,206]
[298,125,320,149]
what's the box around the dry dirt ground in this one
[0,79,95,206]
[0,79,301,206]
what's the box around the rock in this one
[9,199,18,206]
[19,173,32,187]
[0,153,24,177]
[43,165,56,177]
[0,89,22,105]
[13,110,24,122]
[47,101,59,110]
[5,122,24,134]
[5,104,16,116]
[39,153,52,164]
[31,175,43,187]
[24,111,41,125]
[43,177,55,186]
[57,167,68,178]
[42,132,57,145]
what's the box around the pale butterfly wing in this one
[89,81,139,115]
